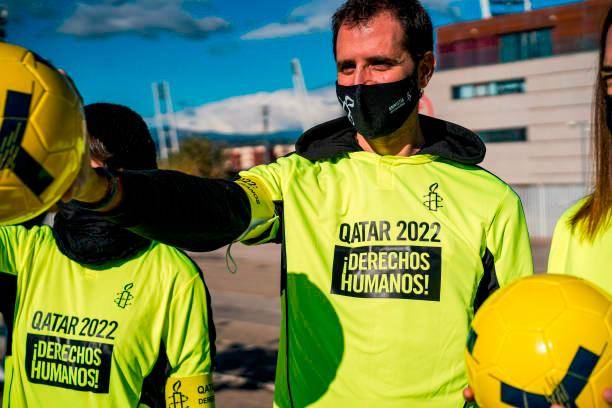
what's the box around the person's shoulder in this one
[553,197,589,235]
[1,224,54,243]
[145,242,202,281]
[559,197,588,221]
[437,159,516,196]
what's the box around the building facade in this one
[426,0,608,237]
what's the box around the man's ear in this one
[418,51,435,89]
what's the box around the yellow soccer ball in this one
[466,274,612,407]
[0,43,85,225]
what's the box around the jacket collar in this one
[295,114,486,165]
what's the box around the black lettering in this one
[367,221,379,241]
[32,311,43,330]
[431,222,441,242]
[339,223,351,244]
[407,221,418,241]
[87,319,99,337]
[68,317,79,336]
[396,221,407,241]
[79,318,90,337]
[41,313,52,331]
[51,313,62,332]
[419,222,430,242]
[351,223,362,243]
[106,321,118,340]
[95,320,108,339]
[380,221,391,241]
[57,316,69,334]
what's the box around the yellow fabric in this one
[0,226,212,407]
[549,198,612,294]
[237,151,533,407]
[165,374,215,408]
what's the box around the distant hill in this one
[177,129,302,146]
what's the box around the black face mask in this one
[605,94,612,134]
[336,70,422,139]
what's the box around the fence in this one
[514,183,588,239]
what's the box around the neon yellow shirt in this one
[548,198,612,294]
[1,226,214,408]
[236,150,534,407]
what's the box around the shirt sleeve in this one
[98,170,252,252]
[234,158,287,245]
[164,274,213,377]
[0,226,31,276]
[485,186,534,287]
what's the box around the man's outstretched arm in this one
[68,166,251,252]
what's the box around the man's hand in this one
[463,386,475,402]
[465,386,612,407]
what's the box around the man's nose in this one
[353,66,374,86]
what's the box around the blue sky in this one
[5,0,582,118]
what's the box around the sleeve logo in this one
[168,380,190,408]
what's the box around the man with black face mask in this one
[65,1,533,406]
[0,103,216,407]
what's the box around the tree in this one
[161,137,227,178]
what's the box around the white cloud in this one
[241,0,466,40]
[175,86,343,134]
[241,0,342,40]
[59,0,229,39]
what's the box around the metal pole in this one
[291,58,312,132]
[479,0,492,19]
[163,81,180,154]
[152,83,168,160]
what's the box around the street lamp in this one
[567,120,591,187]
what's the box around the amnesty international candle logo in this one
[25,333,113,393]
[423,183,443,212]
[114,282,134,309]
[331,245,442,301]
[169,380,190,408]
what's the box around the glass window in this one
[451,78,525,100]
[500,28,552,63]
[478,128,527,143]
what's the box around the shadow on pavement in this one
[215,343,277,390]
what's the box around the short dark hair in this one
[332,0,433,62]
[84,103,157,170]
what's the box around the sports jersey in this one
[548,198,612,294]
[0,225,214,408]
[233,115,533,407]
[93,114,533,407]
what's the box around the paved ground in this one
[0,240,550,407]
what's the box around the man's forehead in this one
[336,13,406,57]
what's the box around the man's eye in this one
[372,63,390,70]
